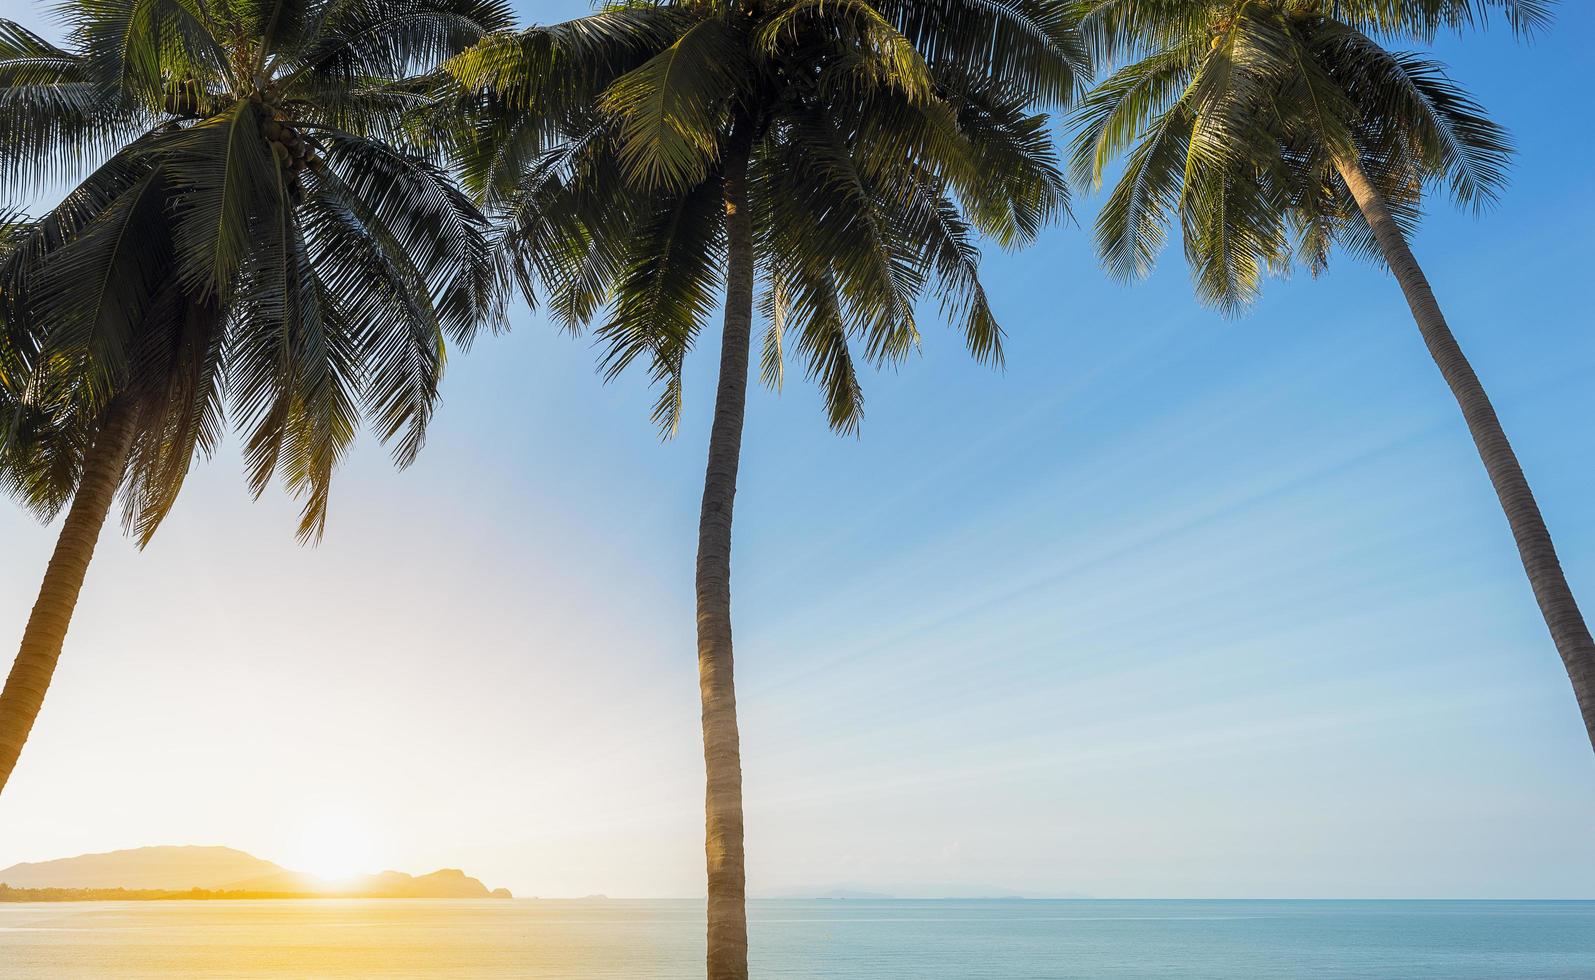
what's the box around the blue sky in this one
[0,1,1592,898]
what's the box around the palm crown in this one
[1070,0,1549,312]
[447,0,1086,434]
[0,0,512,541]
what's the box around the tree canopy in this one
[1069,0,1549,312]
[0,0,513,541]
[445,0,1088,435]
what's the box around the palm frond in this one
[879,0,1088,106]
[162,101,281,302]
[301,162,446,470]
[599,16,747,192]
[595,178,725,436]
[445,6,688,117]
[1093,98,1191,282]
[290,0,515,86]
[121,294,225,544]
[0,20,152,197]
[24,163,175,399]
[67,0,232,105]
[1073,0,1523,309]
[1316,25,1511,211]
[311,126,503,343]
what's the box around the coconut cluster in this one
[250,82,324,202]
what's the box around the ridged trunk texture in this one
[698,135,754,980]
[1334,151,1595,751]
[0,397,138,796]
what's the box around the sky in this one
[1,1,1593,900]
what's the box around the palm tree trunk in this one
[697,128,755,980]
[1333,151,1595,751]
[0,397,138,796]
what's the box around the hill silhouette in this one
[0,845,511,899]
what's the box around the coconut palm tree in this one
[446,2,1085,974]
[1068,0,1595,747]
[0,0,512,797]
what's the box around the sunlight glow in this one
[283,809,381,882]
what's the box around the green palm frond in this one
[878,0,1088,106]
[496,122,639,324]
[290,0,514,85]
[247,0,313,56]
[27,163,174,397]
[0,20,152,197]
[227,200,362,542]
[773,108,922,366]
[445,6,688,117]
[597,178,725,436]
[455,0,1072,435]
[121,295,225,543]
[311,127,502,343]
[1093,98,1191,283]
[1068,43,1193,188]
[599,16,746,192]
[891,167,1005,364]
[1318,27,1511,211]
[68,0,234,104]
[164,102,282,301]
[942,77,1069,247]
[0,386,92,522]
[1073,0,1525,310]
[1180,155,1291,313]
[302,162,446,471]
[1327,0,1553,41]
[2,0,499,544]
[1071,0,1223,63]
[760,0,937,104]
[772,262,865,434]
[758,278,786,392]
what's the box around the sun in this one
[284,809,383,883]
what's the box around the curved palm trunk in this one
[1334,152,1595,751]
[698,136,755,979]
[0,397,138,796]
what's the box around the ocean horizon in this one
[3,898,1593,978]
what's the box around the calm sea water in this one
[1,899,1591,978]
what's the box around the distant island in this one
[0,846,511,902]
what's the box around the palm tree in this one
[0,0,512,797]
[446,2,1085,974]
[1068,0,1595,747]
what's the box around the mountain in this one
[0,846,281,890]
[0,846,511,898]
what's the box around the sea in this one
[1,899,1592,978]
